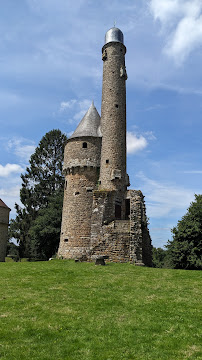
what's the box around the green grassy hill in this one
[0,260,201,360]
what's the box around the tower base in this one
[58,189,152,266]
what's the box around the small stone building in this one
[58,27,152,265]
[0,199,11,262]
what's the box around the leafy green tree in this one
[166,194,202,270]
[10,129,67,258]
[152,247,168,268]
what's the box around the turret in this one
[99,27,128,217]
[58,102,102,259]
[99,28,128,191]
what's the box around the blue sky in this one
[1,0,202,248]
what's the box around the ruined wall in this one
[90,190,130,262]
[0,206,10,262]
[128,190,152,266]
[91,190,116,247]
[91,220,130,262]
[89,189,152,265]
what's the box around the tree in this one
[29,190,63,260]
[10,129,67,258]
[6,240,19,261]
[152,247,168,268]
[166,194,202,270]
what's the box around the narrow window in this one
[125,199,130,220]
[115,104,119,108]
[106,159,109,164]
[64,238,68,242]
[115,204,121,219]
[82,142,87,148]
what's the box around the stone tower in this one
[99,27,129,219]
[0,199,11,262]
[58,27,152,265]
[58,102,102,259]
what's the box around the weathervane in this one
[114,20,116,27]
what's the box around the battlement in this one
[63,164,100,175]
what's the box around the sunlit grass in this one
[0,260,201,359]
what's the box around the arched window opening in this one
[82,142,87,148]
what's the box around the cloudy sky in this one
[1,0,202,248]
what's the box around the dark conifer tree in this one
[9,129,67,258]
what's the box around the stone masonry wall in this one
[58,166,99,259]
[64,137,101,170]
[58,135,101,259]
[91,220,130,262]
[90,190,130,262]
[128,190,152,266]
[90,189,152,264]
[91,190,116,248]
[99,42,127,193]
[0,207,10,262]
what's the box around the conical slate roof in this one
[70,102,102,139]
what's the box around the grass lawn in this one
[0,260,201,360]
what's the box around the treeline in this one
[153,194,202,270]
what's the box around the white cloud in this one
[59,98,92,124]
[182,170,202,174]
[0,185,22,216]
[136,172,196,218]
[0,164,23,177]
[0,185,20,198]
[127,132,148,154]
[144,104,166,112]
[165,15,202,64]
[150,0,181,24]
[149,0,202,64]
[0,90,23,108]
[144,131,157,141]
[7,138,36,162]
[59,99,77,112]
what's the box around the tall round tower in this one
[58,102,102,259]
[99,27,128,198]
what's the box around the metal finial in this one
[114,20,116,27]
